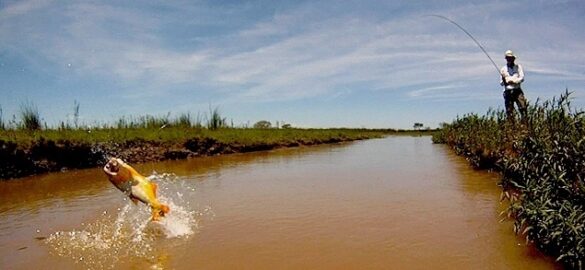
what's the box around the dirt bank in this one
[0,136,365,180]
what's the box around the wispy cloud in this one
[4,1,583,98]
[0,0,53,18]
[408,84,464,98]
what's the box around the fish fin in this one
[130,197,139,205]
[151,182,158,197]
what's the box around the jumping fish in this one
[103,158,170,221]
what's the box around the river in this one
[0,136,559,269]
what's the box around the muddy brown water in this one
[0,136,560,269]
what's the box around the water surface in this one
[0,136,559,269]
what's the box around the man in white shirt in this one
[500,50,527,120]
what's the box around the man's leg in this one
[515,89,528,120]
[504,90,515,120]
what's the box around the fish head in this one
[103,157,123,176]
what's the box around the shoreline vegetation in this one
[0,105,436,180]
[432,91,584,269]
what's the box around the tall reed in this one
[207,106,226,130]
[0,105,5,130]
[73,100,80,128]
[433,90,584,269]
[19,101,42,131]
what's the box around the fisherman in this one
[500,50,527,121]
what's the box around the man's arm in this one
[500,67,508,86]
[507,65,524,84]
[515,64,524,83]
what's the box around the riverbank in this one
[1,127,429,180]
[432,91,584,269]
[1,136,556,269]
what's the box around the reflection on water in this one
[0,137,559,269]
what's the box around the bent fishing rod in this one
[427,14,501,76]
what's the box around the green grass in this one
[0,102,427,146]
[0,126,389,147]
[0,101,434,181]
[113,112,203,130]
[19,101,42,131]
[433,90,585,269]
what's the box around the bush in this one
[253,120,272,129]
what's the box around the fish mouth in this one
[103,158,120,176]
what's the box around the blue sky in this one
[1,0,584,129]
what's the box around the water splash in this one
[90,144,110,166]
[149,172,214,238]
[45,207,156,269]
[45,172,213,269]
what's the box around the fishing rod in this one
[427,14,501,75]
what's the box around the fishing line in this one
[427,14,500,75]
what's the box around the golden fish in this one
[103,158,170,221]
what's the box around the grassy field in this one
[3,102,434,179]
[0,126,397,179]
[0,104,432,145]
[0,126,389,146]
[0,102,440,180]
[433,91,585,269]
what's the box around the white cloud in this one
[408,84,463,98]
[1,0,584,128]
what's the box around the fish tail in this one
[151,203,170,221]
[159,204,170,216]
